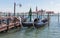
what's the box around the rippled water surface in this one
[0,16,60,38]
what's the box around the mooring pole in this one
[14,2,16,17]
[14,2,16,28]
[29,8,32,22]
[47,13,50,38]
[58,12,59,23]
[47,13,50,27]
[36,6,38,19]
[6,17,10,32]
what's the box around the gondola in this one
[22,22,33,27]
[21,16,33,27]
[34,18,48,28]
[22,18,48,28]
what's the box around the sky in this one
[0,0,60,13]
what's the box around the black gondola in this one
[22,22,33,27]
[34,18,48,28]
[22,18,48,28]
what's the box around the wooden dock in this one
[0,16,21,32]
[0,24,7,32]
[0,22,20,32]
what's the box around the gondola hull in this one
[22,22,33,27]
[34,22,48,28]
[22,18,48,28]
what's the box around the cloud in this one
[56,4,60,7]
[50,1,54,5]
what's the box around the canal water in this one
[0,15,60,38]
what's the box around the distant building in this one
[0,10,55,17]
[32,9,45,15]
[46,11,54,14]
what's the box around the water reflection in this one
[0,25,48,38]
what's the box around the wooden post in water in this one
[29,8,32,22]
[47,12,50,38]
[6,13,11,32]
[47,13,50,26]
[6,16,9,32]
[36,6,38,19]
[14,2,16,17]
[58,12,59,23]
[40,9,44,19]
